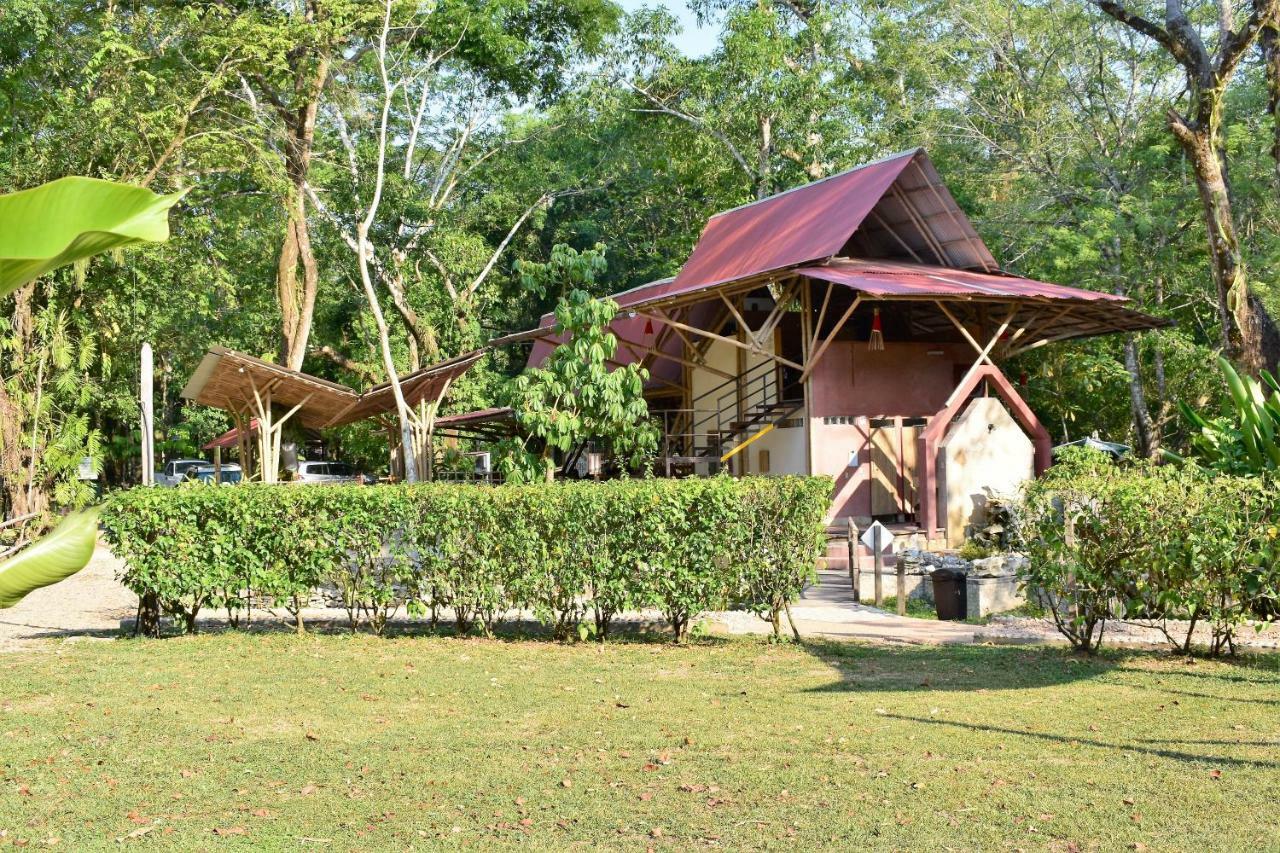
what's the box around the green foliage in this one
[504,245,658,481]
[1015,462,1280,655]
[1175,356,1280,474]
[0,177,182,297]
[0,508,99,609]
[101,476,832,642]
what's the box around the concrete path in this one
[707,569,980,644]
[0,541,137,652]
[791,569,979,644]
[1,543,983,650]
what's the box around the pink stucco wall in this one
[808,341,968,521]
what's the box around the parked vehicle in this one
[294,460,363,484]
[156,458,206,487]
[191,463,242,485]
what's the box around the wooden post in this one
[846,516,860,602]
[873,524,884,607]
[213,445,222,485]
[140,342,154,485]
[896,551,906,616]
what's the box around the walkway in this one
[2,543,984,650]
[0,541,137,652]
[709,569,980,644]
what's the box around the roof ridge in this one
[705,148,922,220]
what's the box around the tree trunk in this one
[0,286,44,519]
[275,55,330,371]
[1168,114,1263,373]
[1263,24,1280,182]
[1123,336,1157,456]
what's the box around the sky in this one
[615,0,721,58]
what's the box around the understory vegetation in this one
[1,636,1277,849]
[100,476,830,642]
[1014,448,1280,655]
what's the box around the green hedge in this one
[101,476,832,642]
[1015,452,1280,655]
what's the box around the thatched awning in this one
[181,346,486,428]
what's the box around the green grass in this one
[878,594,940,620]
[2,634,1279,850]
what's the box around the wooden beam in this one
[799,295,863,383]
[944,305,1015,407]
[616,337,735,380]
[891,184,950,266]
[635,311,804,371]
[912,160,993,271]
[869,209,925,264]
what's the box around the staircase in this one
[659,359,803,469]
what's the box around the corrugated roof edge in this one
[703,147,922,221]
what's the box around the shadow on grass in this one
[1119,683,1280,706]
[116,612,720,648]
[880,713,1280,770]
[798,637,1120,691]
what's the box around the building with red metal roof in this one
[474,148,1166,557]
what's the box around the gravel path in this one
[0,540,137,652]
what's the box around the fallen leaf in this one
[1209,769,1222,780]
[560,778,572,789]
[116,825,157,842]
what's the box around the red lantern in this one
[643,318,654,336]
[868,308,884,351]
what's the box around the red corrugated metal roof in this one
[794,259,1128,302]
[203,419,258,450]
[665,150,918,297]
[434,406,513,427]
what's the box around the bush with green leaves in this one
[1014,458,1280,654]
[102,476,832,642]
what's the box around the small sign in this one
[860,521,893,553]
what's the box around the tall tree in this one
[1090,0,1280,373]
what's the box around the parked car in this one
[294,460,363,484]
[190,462,243,485]
[156,458,207,487]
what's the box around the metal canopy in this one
[616,148,997,308]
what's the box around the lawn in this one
[1,634,1278,850]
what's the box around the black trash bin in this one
[931,568,967,620]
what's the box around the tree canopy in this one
[3,0,1279,510]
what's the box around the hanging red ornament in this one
[643,318,655,336]
[1019,370,1028,387]
[868,307,884,351]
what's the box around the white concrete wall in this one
[937,396,1034,547]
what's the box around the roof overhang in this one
[182,347,487,428]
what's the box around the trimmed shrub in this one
[1014,461,1280,655]
[102,476,832,642]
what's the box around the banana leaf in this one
[0,177,183,297]
[0,509,100,609]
